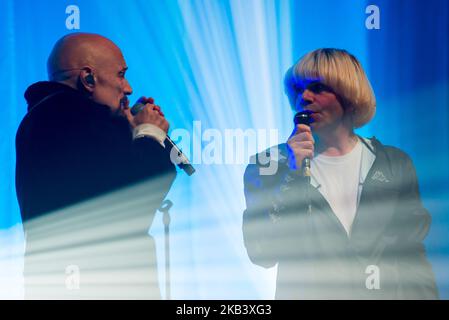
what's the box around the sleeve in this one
[85,109,177,220]
[133,123,167,147]
[125,136,177,226]
[392,153,439,299]
[88,109,178,235]
[242,160,309,268]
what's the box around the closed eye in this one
[307,82,333,94]
[118,67,128,78]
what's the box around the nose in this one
[298,89,315,109]
[124,79,133,96]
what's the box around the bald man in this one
[16,33,176,299]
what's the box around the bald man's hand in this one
[123,97,169,133]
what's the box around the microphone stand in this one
[158,199,173,300]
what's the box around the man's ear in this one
[79,68,96,92]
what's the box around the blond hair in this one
[284,48,376,128]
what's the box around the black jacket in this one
[243,139,438,299]
[16,81,176,298]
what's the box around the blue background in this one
[1,0,448,299]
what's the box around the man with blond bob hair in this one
[243,48,438,299]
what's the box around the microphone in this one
[131,102,196,176]
[294,110,313,177]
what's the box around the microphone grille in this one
[294,111,313,126]
[130,102,146,116]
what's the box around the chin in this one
[108,105,122,116]
[311,122,325,131]
[115,108,126,117]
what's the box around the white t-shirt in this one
[310,139,363,236]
